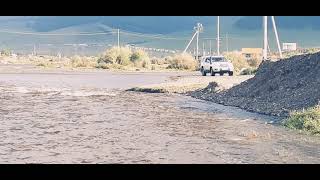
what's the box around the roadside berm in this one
[190,52,320,117]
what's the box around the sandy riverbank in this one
[128,74,253,94]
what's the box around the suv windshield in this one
[211,57,226,62]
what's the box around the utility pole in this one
[183,30,198,53]
[183,23,202,60]
[196,28,199,60]
[209,40,212,55]
[263,16,268,61]
[217,16,220,56]
[38,44,40,56]
[262,16,282,60]
[117,29,120,50]
[33,44,36,56]
[271,16,283,58]
[202,42,205,56]
[226,33,229,53]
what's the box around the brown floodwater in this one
[0,66,319,164]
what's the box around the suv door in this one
[210,57,219,71]
[204,57,211,71]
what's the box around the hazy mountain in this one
[0,16,224,34]
[234,16,320,30]
[1,16,320,55]
[3,16,320,33]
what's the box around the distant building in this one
[241,48,263,60]
[283,43,297,52]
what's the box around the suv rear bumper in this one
[211,68,232,73]
[213,70,233,73]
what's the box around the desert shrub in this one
[164,56,173,64]
[98,46,119,64]
[97,47,155,69]
[130,49,150,68]
[36,62,54,68]
[142,59,151,68]
[247,56,262,68]
[116,47,132,65]
[71,55,84,67]
[167,53,197,71]
[284,105,320,135]
[110,63,127,70]
[240,68,258,75]
[96,62,109,69]
[37,63,47,67]
[1,49,11,56]
[130,49,147,62]
[151,58,159,65]
[71,55,97,68]
[152,57,167,65]
[224,52,250,74]
[98,46,132,66]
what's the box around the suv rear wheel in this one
[201,67,207,76]
[228,71,234,76]
[211,69,215,76]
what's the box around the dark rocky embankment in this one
[190,53,320,117]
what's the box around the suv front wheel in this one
[228,71,234,76]
[201,67,207,76]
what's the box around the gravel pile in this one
[191,53,320,117]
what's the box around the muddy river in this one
[0,65,319,163]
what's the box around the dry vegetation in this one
[0,49,11,56]
[223,51,262,75]
[283,48,320,59]
[33,55,98,69]
[96,46,197,71]
[1,47,263,73]
[167,53,198,71]
[284,105,320,135]
[96,46,151,70]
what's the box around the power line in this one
[0,28,250,41]
[120,31,189,40]
[0,28,190,40]
[0,29,116,36]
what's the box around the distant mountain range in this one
[0,16,221,34]
[2,16,320,33]
[0,16,320,55]
[234,16,320,30]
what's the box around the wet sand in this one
[0,64,320,163]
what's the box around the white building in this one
[283,43,297,51]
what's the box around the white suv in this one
[200,56,234,76]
